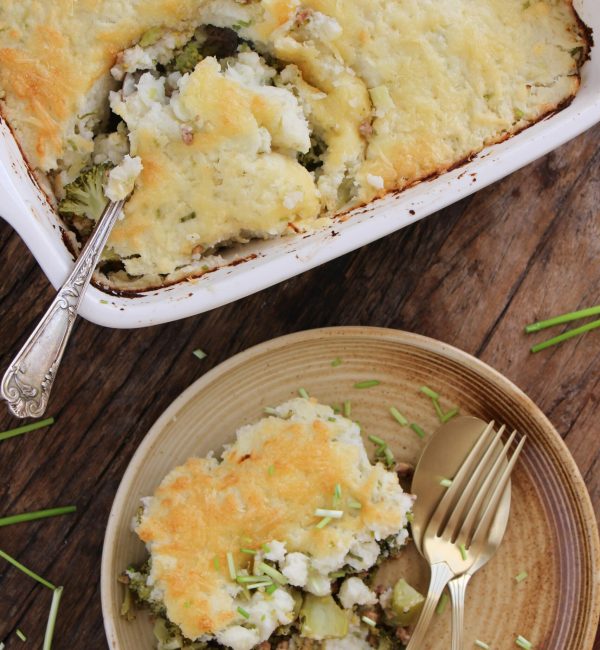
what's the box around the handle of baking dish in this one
[1,200,124,419]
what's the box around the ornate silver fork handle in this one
[1,200,125,419]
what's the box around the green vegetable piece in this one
[390,578,425,626]
[58,164,112,223]
[300,594,349,640]
[173,41,202,74]
[139,26,163,48]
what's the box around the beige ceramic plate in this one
[101,327,600,650]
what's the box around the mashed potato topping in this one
[131,398,413,648]
[0,0,590,286]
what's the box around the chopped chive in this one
[193,349,207,360]
[328,417,336,422]
[16,629,27,642]
[315,516,332,529]
[241,536,252,544]
[433,399,445,422]
[406,511,414,524]
[525,305,600,333]
[475,641,490,649]
[458,543,468,561]
[330,571,346,579]
[237,606,250,619]
[347,497,362,509]
[530,319,600,353]
[383,446,395,467]
[315,508,343,519]
[236,575,270,583]
[354,380,380,389]
[0,506,76,528]
[0,417,55,443]
[331,357,343,367]
[265,583,278,595]
[213,556,220,571]
[389,406,408,426]
[441,407,460,423]
[99,299,109,304]
[240,548,257,555]
[0,549,56,590]
[262,544,271,553]
[420,386,440,400]
[42,586,63,650]
[410,423,426,439]
[226,552,236,580]
[267,464,275,476]
[435,592,449,614]
[258,562,288,585]
[361,616,377,627]
[298,388,309,399]
[439,478,453,488]
[332,405,341,414]
[368,434,386,446]
[247,581,272,590]
[264,407,279,416]
[334,484,342,499]
[515,636,533,649]
[343,400,352,418]
[515,571,528,583]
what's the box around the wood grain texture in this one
[0,123,599,649]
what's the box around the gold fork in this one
[406,421,526,649]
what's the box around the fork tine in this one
[424,421,496,537]
[453,429,517,544]
[439,424,508,541]
[468,435,526,547]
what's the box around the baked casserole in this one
[0,0,591,288]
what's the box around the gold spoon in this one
[408,417,522,650]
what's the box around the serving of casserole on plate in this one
[0,1,598,327]
[101,328,600,650]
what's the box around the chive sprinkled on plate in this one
[240,548,256,555]
[515,571,528,583]
[361,616,377,627]
[390,406,408,426]
[16,629,26,642]
[42,586,63,650]
[258,562,288,585]
[432,399,445,422]
[0,506,76,528]
[267,464,275,476]
[236,575,269,584]
[347,497,362,509]
[213,556,220,571]
[247,581,272,590]
[334,484,342,501]
[368,434,386,446]
[265,583,278,595]
[354,380,380,389]
[237,606,250,619]
[192,349,207,360]
[343,400,352,418]
[226,552,236,580]
[383,446,395,467]
[264,407,279,416]
[475,641,490,649]
[458,543,468,560]
[0,549,56,590]
[441,407,460,423]
[439,478,453,488]
[420,385,439,400]
[315,516,332,529]
[410,423,426,439]
[331,357,343,367]
[298,387,309,399]
[529,319,600,353]
[315,508,344,519]
[262,543,271,553]
[515,635,533,649]
[435,592,449,614]
[0,417,55,443]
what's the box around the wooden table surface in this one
[0,124,599,649]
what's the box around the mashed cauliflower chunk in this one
[128,398,413,649]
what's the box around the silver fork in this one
[406,422,526,649]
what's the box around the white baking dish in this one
[1,0,598,330]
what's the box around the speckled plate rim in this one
[100,326,600,649]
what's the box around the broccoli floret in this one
[171,41,202,74]
[58,163,112,224]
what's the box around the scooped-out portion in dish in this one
[121,398,418,649]
[0,1,591,289]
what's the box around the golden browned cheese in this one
[137,403,407,640]
[0,0,590,282]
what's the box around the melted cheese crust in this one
[0,0,589,282]
[136,399,409,640]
